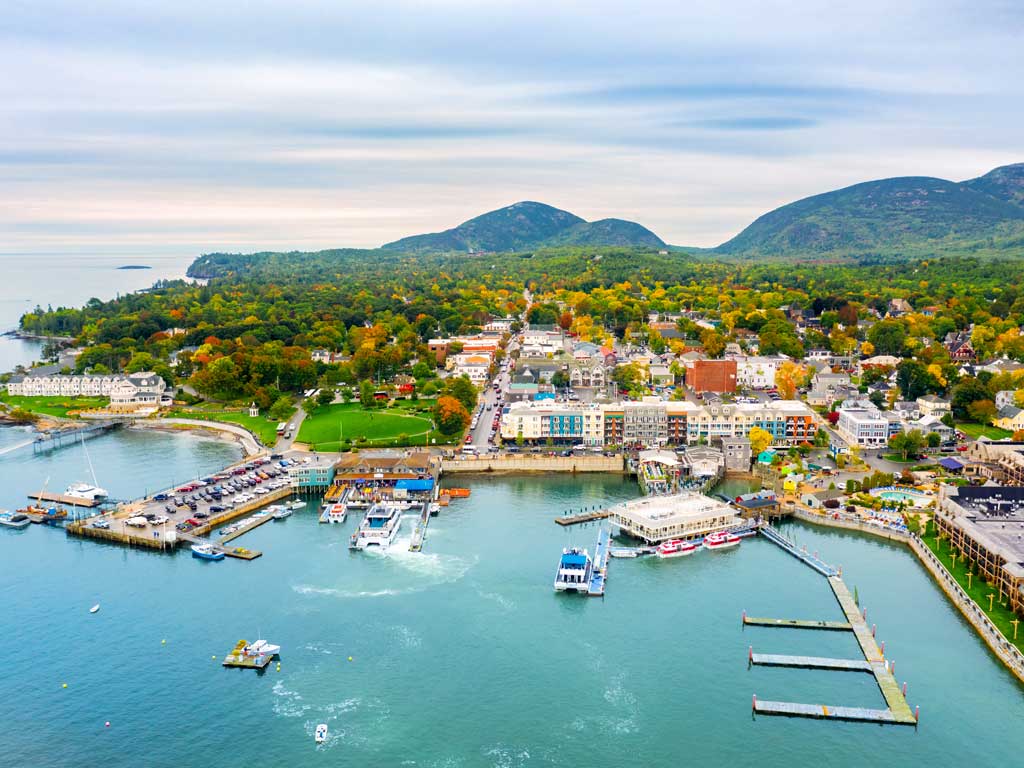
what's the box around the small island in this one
[117,264,151,270]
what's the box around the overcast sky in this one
[1,0,1022,257]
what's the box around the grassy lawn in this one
[165,408,283,446]
[956,422,1013,440]
[924,524,1024,654]
[0,393,110,418]
[298,401,437,450]
[880,453,919,463]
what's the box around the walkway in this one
[759,524,838,577]
[153,418,262,456]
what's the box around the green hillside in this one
[544,218,665,247]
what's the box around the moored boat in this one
[703,531,741,551]
[553,547,593,592]
[0,511,32,529]
[64,482,109,502]
[656,539,698,558]
[191,544,226,561]
[272,507,292,520]
[349,503,402,549]
[325,503,347,523]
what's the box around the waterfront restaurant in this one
[935,485,1024,615]
[609,492,739,544]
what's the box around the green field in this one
[165,408,285,446]
[956,422,1013,440]
[0,393,110,418]
[298,401,437,450]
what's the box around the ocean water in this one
[0,254,190,372]
[2,433,1024,767]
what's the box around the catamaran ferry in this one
[703,531,741,551]
[349,503,403,550]
[553,547,593,593]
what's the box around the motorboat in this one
[272,507,292,520]
[703,531,741,551]
[286,500,305,510]
[553,547,593,592]
[191,544,226,561]
[243,639,281,657]
[656,539,698,559]
[89,604,100,614]
[315,723,328,744]
[349,503,402,549]
[64,482,109,502]
[0,511,31,529]
[325,503,347,524]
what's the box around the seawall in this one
[441,454,624,473]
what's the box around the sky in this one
[1,0,1022,258]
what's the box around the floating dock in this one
[753,698,908,725]
[221,640,276,669]
[409,502,431,552]
[750,652,871,673]
[587,527,610,596]
[743,615,852,631]
[217,511,277,544]
[555,509,611,526]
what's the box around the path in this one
[153,418,263,456]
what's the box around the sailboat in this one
[65,434,108,502]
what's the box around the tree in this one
[317,387,336,408]
[269,395,293,421]
[967,399,997,424]
[340,387,353,403]
[551,370,570,390]
[302,397,318,416]
[896,359,941,401]
[925,431,941,448]
[868,320,907,357]
[359,379,376,408]
[443,375,478,412]
[774,361,805,400]
[434,395,470,435]
[951,377,991,419]
[748,426,773,455]
[888,429,924,460]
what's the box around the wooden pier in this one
[753,698,909,725]
[750,652,871,672]
[554,510,611,526]
[743,616,852,631]
[217,511,277,544]
[32,422,119,454]
[28,491,101,508]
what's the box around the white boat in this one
[286,500,305,510]
[0,511,32,529]
[64,482,109,502]
[703,531,741,551]
[656,539,698,559]
[609,548,640,558]
[349,503,403,549]
[272,507,292,520]
[191,544,225,561]
[243,639,281,657]
[325,503,347,523]
[89,604,100,614]
[553,547,592,592]
[315,723,328,743]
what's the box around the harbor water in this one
[2,429,1024,766]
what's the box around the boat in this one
[89,604,100,614]
[272,507,292,520]
[0,511,31,529]
[64,482,109,502]
[703,531,741,551]
[553,547,593,592]
[609,547,640,558]
[315,723,328,744]
[349,503,403,549]
[428,502,440,517]
[656,539,698,559]
[242,638,281,658]
[191,544,226,561]
[325,503,347,523]
[286,500,305,510]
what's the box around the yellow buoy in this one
[161,639,166,645]
[62,683,68,689]
[348,656,353,662]
[211,655,216,660]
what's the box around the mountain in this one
[381,201,664,252]
[715,163,1024,258]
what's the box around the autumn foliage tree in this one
[748,426,773,455]
[774,361,806,400]
[434,395,470,435]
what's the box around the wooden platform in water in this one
[554,510,610,526]
[222,639,275,668]
[222,547,262,560]
[753,699,913,725]
[28,491,100,508]
[217,511,276,544]
[743,616,852,631]
[750,653,871,672]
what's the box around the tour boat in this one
[64,482,109,502]
[656,539,698,559]
[553,547,593,592]
[349,503,403,549]
[703,531,741,551]
[191,544,226,561]
[315,723,328,744]
[0,511,31,529]
[325,503,347,523]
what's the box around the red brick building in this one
[688,359,738,394]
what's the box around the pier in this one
[587,527,610,596]
[554,509,611,526]
[753,698,910,725]
[409,502,431,552]
[749,652,871,673]
[758,524,838,577]
[31,422,119,454]
[28,491,101,508]
[743,615,852,631]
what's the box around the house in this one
[649,364,674,387]
[907,414,955,444]
[801,488,845,510]
[916,395,952,418]
[995,406,1024,433]
[718,436,751,472]
[836,400,901,447]
[892,401,921,421]
[944,331,976,362]
[807,372,851,407]
[996,390,1021,410]
[730,354,785,389]
[858,355,901,372]
[888,298,913,316]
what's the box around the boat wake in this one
[292,584,408,599]
[474,587,516,611]
[569,673,640,735]
[272,680,311,719]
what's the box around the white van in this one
[461,445,478,455]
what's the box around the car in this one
[176,485,194,493]
[164,505,176,514]
[209,504,224,513]
[464,435,473,444]
[151,515,169,525]
[186,518,202,526]
[91,519,110,529]
[154,493,168,501]
[194,510,209,519]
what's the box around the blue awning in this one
[395,478,434,491]
[938,457,964,470]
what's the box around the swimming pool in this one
[871,486,931,506]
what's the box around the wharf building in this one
[499,398,817,448]
[609,492,739,543]
[935,485,1024,615]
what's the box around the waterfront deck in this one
[28,491,101,508]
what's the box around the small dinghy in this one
[89,604,100,614]
[314,723,328,744]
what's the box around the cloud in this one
[0,1,1021,253]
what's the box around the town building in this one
[916,394,952,418]
[835,400,902,447]
[6,370,167,407]
[686,359,738,393]
[730,355,785,389]
[608,492,739,544]
[718,436,752,472]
